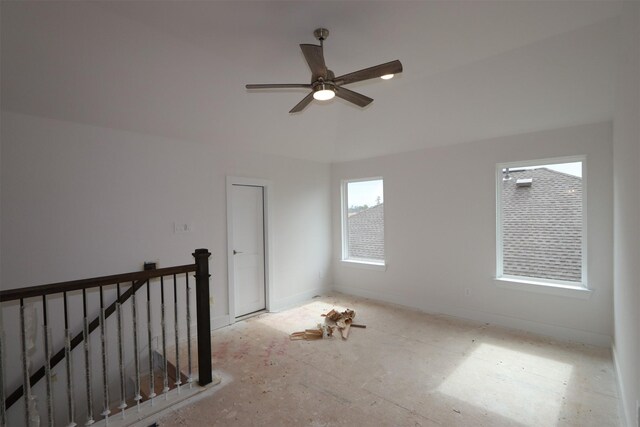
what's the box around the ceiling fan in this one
[245,28,403,113]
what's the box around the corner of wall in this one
[612,3,640,427]
[613,343,633,427]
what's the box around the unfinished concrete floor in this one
[158,293,619,426]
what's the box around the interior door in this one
[231,184,266,317]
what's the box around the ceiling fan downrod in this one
[313,28,329,46]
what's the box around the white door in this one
[231,184,266,317]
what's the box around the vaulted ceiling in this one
[1,1,623,162]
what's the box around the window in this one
[341,178,384,265]
[496,157,586,288]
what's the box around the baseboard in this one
[211,314,231,330]
[269,286,328,312]
[333,284,611,347]
[613,343,633,427]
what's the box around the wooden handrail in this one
[0,264,196,302]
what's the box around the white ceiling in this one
[1,1,623,163]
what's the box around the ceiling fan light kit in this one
[313,83,335,101]
[245,28,403,113]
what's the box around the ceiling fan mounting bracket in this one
[313,28,329,42]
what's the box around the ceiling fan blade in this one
[335,87,373,108]
[334,60,403,86]
[300,44,327,80]
[289,92,315,113]
[246,84,312,89]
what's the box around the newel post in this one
[193,248,212,386]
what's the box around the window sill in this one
[495,277,592,299]
[340,259,387,271]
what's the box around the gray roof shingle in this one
[348,203,384,261]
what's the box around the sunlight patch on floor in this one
[437,343,573,426]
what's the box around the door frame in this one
[226,176,273,323]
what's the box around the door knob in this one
[233,250,243,255]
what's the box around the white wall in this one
[0,110,332,424]
[1,111,332,313]
[332,122,613,346]
[612,3,640,426]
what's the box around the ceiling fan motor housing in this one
[314,70,335,83]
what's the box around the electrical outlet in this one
[464,288,472,297]
[209,296,214,305]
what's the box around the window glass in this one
[498,161,584,285]
[343,179,384,263]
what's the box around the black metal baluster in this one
[116,284,126,418]
[146,280,156,405]
[19,298,31,427]
[99,287,110,422]
[173,275,181,393]
[185,272,193,389]
[42,295,54,427]
[131,281,141,411]
[82,289,95,425]
[64,292,77,426]
[160,277,169,398]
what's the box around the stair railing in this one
[0,248,212,427]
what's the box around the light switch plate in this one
[173,222,193,233]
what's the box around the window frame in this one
[495,155,588,291]
[341,177,386,268]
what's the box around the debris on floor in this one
[289,324,333,340]
[323,308,358,339]
[289,308,365,341]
